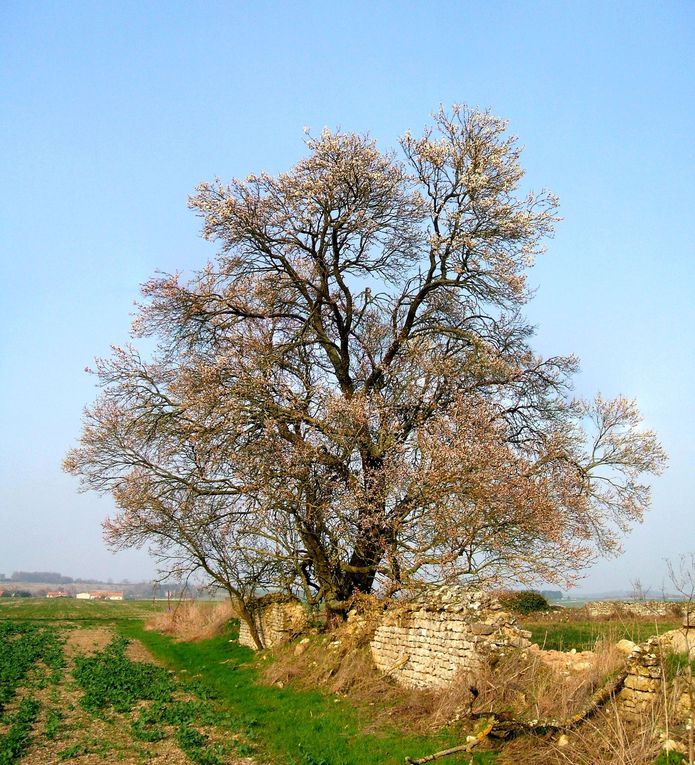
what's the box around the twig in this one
[405,718,495,764]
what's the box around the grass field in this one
[520,616,682,651]
[0,599,497,765]
[0,597,169,624]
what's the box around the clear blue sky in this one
[1,1,693,593]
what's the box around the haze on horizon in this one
[1,1,693,595]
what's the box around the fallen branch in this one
[406,668,629,762]
[474,669,629,737]
[405,718,495,764]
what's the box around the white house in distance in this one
[75,591,124,600]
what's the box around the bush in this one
[498,590,550,615]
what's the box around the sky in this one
[1,1,693,593]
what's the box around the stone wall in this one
[617,631,695,724]
[369,586,531,689]
[585,600,683,619]
[238,596,308,650]
[617,637,664,722]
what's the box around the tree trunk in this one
[231,594,265,650]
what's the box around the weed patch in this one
[0,623,63,714]
[0,697,40,765]
[72,636,174,713]
[664,651,695,682]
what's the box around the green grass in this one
[664,651,695,681]
[118,620,497,765]
[521,618,681,651]
[655,753,686,764]
[0,597,169,624]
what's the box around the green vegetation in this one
[0,698,40,765]
[56,743,89,760]
[71,635,230,764]
[73,636,175,713]
[0,596,168,624]
[655,753,686,764]
[498,590,550,615]
[521,617,681,651]
[0,621,64,764]
[43,707,63,740]
[664,651,695,681]
[0,622,63,713]
[175,725,227,765]
[120,620,496,765]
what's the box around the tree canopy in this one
[65,106,666,624]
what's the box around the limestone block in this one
[509,637,531,649]
[470,622,496,635]
[624,674,661,693]
[616,639,637,655]
[633,664,662,679]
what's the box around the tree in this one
[65,106,666,623]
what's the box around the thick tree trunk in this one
[230,594,265,650]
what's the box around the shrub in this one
[497,590,550,615]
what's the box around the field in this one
[523,614,682,652]
[0,599,686,765]
[0,599,496,765]
[0,598,173,623]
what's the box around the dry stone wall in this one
[585,600,683,619]
[617,631,695,724]
[617,637,664,722]
[238,596,308,650]
[369,586,531,688]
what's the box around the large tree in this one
[65,107,666,621]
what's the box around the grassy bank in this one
[120,620,498,765]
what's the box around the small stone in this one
[662,739,686,754]
[616,639,637,655]
[557,734,569,748]
[470,622,496,635]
